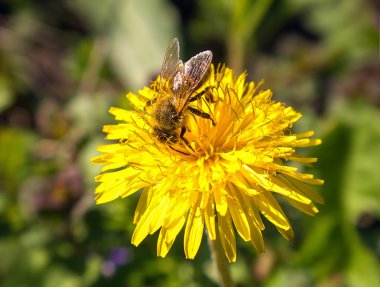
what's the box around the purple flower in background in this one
[101,247,132,278]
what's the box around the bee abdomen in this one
[153,126,178,143]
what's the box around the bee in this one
[146,38,214,145]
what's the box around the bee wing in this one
[160,38,181,81]
[174,50,213,112]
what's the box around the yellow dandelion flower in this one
[92,62,324,263]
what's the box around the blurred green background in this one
[1,0,379,286]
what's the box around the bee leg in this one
[189,86,215,103]
[178,126,196,152]
[168,145,190,155]
[189,91,205,102]
[188,106,215,126]
[189,86,216,103]
[180,126,190,146]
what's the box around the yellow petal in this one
[214,188,228,216]
[280,174,325,204]
[283,197,319,216]
[184,197,204,259]
[163,197,189,229]
[217,212,236,263]
[147,195,171,234]
[255,190,291,231]
[276,225,294,240]
[157,215,186,257]
[131,211,151,246]
[126,92,146,110]
[109,107,141,122]
[289,156,318,164]
[226,185,250,241]
[94,168,143,204]
[230,173,260,196]
[204,197,216,240]
[133,188,150,224]
[230,185,265,252]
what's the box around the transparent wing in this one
[183,51,213,91]
[160,38,180,80]
[174,50,212,112]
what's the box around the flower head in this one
[92,65,324,262]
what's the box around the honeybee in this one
[146,38,214,145]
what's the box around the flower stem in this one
[226,0,273,72]
[208,236,235,287]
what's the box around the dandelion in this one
[92,63,324,263]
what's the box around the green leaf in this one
[0,128,36,193]
[0,78,14,113]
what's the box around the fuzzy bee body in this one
[152,97,183,142]
[148,38,213,144]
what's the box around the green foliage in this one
[288,100,380,287]
[0,0,378,286]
